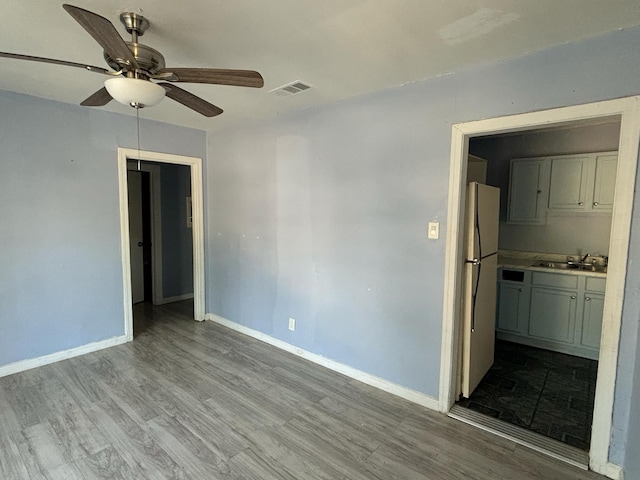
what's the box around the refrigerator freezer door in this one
[475,183,500,257]
[461,182,501,398]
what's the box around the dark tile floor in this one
[457,340,597,451]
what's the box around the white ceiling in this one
[2,1,639,131]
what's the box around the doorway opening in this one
[457,120,620,454]
[126,160,194,335]
[117,148,206,342]
[439,97,640,477]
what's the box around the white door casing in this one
[118,148,206,340]
[439,96,640,478]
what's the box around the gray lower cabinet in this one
[529,287,577,344]
[496,268,604,359]
[497,283,528,334]
[581,293,604,350]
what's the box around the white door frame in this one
[438,96,640,477]
[118,148,206,338]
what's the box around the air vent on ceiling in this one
[269,80,314,96]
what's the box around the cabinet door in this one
[507,159,546,224]
[497,283,527,334]
[548,156,590,210]
[592,154,617,211]
[581,293,604,350]
[529,287,577,344]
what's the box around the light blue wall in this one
[206,26,640,469]
[159,163,193,298]
[0,90,205,366]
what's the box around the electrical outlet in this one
[288,317,296,331]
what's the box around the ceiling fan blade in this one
[159,83,223,117]
[0,51,112,75]
[81,87,113,106]
[62,4,138,69]
[155,68,264,88]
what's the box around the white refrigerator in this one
[460,181,501,398]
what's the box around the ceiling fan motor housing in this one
[104,42,165,77]
[103,12,164,77]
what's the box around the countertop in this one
[498,250,607,278]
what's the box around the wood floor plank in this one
[277,417,384,480]
[48,409,110,463]
[48,461,87,480]
[84,398,187,479]
[287,402,383,457]
[0,431,30,480]
[1,377,52,428]
[227,447,299,480]
[51,360,110,408]
[145,413,231,479]
[317,394,403,437]
[73,445,137,480]
[20,421,69,473]
[399,410,518,458]
[0,300,606,480]
[170,398,252,459]
[244,427,352,480]
[0,384,22,435]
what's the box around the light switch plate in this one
[428,222,439,239]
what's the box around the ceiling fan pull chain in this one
[136,107,141,169]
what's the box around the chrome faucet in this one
[581,252,590,263]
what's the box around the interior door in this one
[461,182,500,398]
[128,171,145,304]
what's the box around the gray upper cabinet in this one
[507,151,617,224]
[507,159,547,224]
[592,154,618,211]
[547,155,590,211]
[547,152,617,213]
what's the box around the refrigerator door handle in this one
[480,251,497,261]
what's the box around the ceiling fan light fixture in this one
[104,77,165,108]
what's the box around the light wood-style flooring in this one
[0,301,604,479]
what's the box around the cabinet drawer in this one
[585,277,606,293]
[500,268,527,283]
[531,271,578,289]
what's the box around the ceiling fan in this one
[0,4,264,117]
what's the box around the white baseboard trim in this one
[0,335,129,378]
[156,293,194,305]
[591,460,624,480]
[205,313,439,411]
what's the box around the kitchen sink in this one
[533,261,606,273]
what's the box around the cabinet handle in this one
[578,202,584,206]
[586,297,591,301]
[571,295,576,299]
[518,288,523,293]
[593,202,599,206]
[537,190,542,194]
